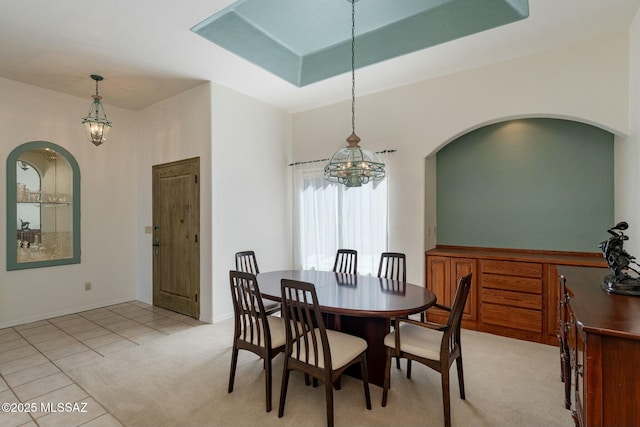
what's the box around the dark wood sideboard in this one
[558,265,640,427]
[425,246,606,345]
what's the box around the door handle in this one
[153,225,160,254]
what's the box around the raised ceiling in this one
[191,0,529,86]
[0,1,638,112]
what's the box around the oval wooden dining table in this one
[257,270,437,387]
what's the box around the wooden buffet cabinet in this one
[558,266,640,427]
[425,246,606,345]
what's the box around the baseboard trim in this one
[0,296,137,329]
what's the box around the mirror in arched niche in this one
[6,141,80,270]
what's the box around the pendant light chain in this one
[94,78,101,117]
[324,0,386,187]
[351,0,356,136]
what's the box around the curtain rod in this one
[288,149,397,167]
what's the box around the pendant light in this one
[43,148,58,162]
[81,74,112,146]
[324,0,385,188]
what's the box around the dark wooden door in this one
[152,157,200,318]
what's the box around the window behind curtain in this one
[293,164,388,275]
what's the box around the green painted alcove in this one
[436,118,614,252]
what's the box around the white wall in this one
[210,83,292,322]
[133,82,293,324]
[134,83,214,321]
[292,34,630,285]
[0,78,292,327]
[615,8,640,255]
[0,77,138,328]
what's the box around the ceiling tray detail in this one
[191,0,529,87]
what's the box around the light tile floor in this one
[0,301,203,427]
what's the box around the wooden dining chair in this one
[278,278,371,427]
[235,250,260,275]
[228,270,285,412]
[558,274,571,409]
[235,250,280,315]
[377,252,406,282]
[333,249,357,275]
[381,273,472,427]
[377,252,407,369]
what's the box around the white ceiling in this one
[0,0,638,113]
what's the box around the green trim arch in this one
[7,141,81,270]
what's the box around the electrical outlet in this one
[84,281,91,291]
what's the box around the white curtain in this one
[293,159,388,275]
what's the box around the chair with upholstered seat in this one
[228,270,285,412]
[377,252,407,369]
[278,278,371,427]
[381,273,472,427]
[333,249,357,275]
[235,250,280,315]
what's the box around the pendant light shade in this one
[81,74,112,146]
[324,0,385,187]
[324,133,385,187]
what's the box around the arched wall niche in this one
[425,116,616,253]
[6,141,81,270]
[426,113,626,160]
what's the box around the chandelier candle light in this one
[81,74,112,146]
[324,0,385,188]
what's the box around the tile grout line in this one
[1,321,85,426]
[17,318,104,373]
[2,308,139,426]
[1,301,204,427]
[0,361,39,426]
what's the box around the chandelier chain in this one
[323,0,385,187]
[351,0,356,136]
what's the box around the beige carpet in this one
[67,320,573,427]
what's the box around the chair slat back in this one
[377,252,406,282]
[229,270,270,348]
[235,251,260,275]
[281,279,331,370]
[446,273,472,352]
[333,249,357,275]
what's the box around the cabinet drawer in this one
[482,273,542,294]
[482,303,542,333]
[481,260,542,278]
[482,288,542,310]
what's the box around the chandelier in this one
[81,74,112,146]
[324,0,385,188]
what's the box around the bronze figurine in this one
[599,221,640,295]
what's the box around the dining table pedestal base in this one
[326,314,391,387]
